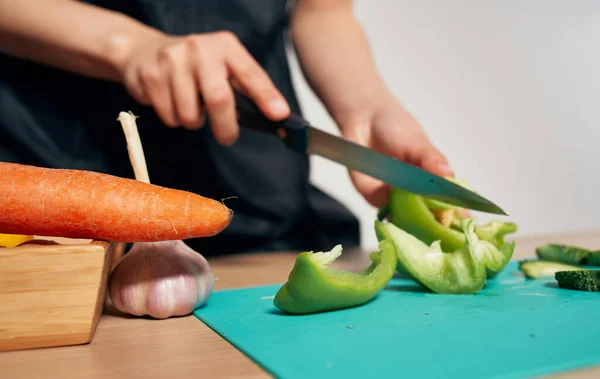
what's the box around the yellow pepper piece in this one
[0,233,34,248]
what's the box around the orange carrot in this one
[0,162,232,242]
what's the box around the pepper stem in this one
[309,244,343,266]
[377,205,390,221]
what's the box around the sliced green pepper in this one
[375,217,514,294]
[422,178,472,212]
[380,183,517,278]
[273,241,397,314]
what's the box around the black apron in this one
[0,0,360,256]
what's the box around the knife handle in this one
[234,93,309,153]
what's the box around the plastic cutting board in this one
[193,261,600,379]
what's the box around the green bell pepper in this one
[375,217,514,294]
[379,181,517,278]
[273,241,397,314]
[421,178,472,212]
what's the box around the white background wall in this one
[287,0,600,250]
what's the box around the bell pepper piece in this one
[273,241,397,314]
[422,178,472,212]
[382,183,517,278]
[475,221,518,251]
[375,217,515,294]
[383,187,464,251]
[0,233,33,248]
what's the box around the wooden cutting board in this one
[0,238,122,351]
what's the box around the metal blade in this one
[306,127,508,215]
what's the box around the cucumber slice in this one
[518,260,581,279]
[587,251,600,266]
[555,270,600,292]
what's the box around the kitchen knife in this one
[234,94,508,215]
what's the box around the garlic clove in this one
[108,240,214,319]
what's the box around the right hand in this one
[120,31,291,145]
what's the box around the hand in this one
[340,91,455,209]
[119,31,290,145]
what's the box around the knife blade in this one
[234,94,508,215]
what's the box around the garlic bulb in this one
[108,240,214,319]
[109,112,217,319]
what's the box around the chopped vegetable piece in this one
[0,162,232,242]
[518,260,581,279]
[375,217,514,294]
[475,221,519,251]
[555,270,600,292]
[431,209,454,228]
[17,239,59,247]
[377,204,389,221]
[383,185,517,278]
[273,241,397,314]
[422,178,472,212]
[0,233,33,248]
[536,244,600,266]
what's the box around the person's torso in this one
[0,0,360,254]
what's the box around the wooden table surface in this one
[2,229,600,379]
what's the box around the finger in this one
[229,78,249,97]
[342,122,392,207]
[124,67,151,106]
[456,208,472,218]
[348,169,390,209]
[372,109,454,179]
[195,57,238,146]
[138,62,179,127]
[164,46,204,130]
[392,126,454,178]
[417,144,455,178]
[223,36,290,120]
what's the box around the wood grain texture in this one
[1,230,599,379]
[0,240,114,351]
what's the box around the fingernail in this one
[437,163,455,177]
[268,99,290,117]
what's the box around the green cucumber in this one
[518,260,581,279]
[588,251,600,266]
[555,270,600,292]
[536,244,600,266]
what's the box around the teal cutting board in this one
[193,261,600,379]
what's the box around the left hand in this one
[340,91,455,208]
